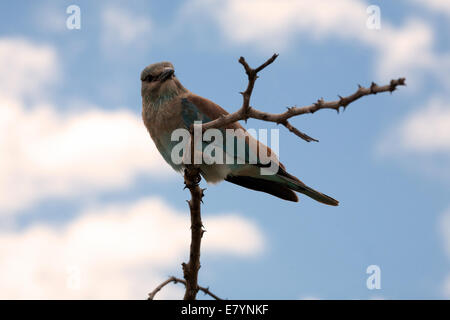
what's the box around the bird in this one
[141,61,338,205]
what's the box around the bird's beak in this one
[158,67,174,82]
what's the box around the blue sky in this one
[0,0,449,299]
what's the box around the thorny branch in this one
[148,54,405,300]
[181,165,205,300]
[201,54,406,142]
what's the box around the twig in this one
[201,55,406,143]
[148,276,222,300]
[238,53,278,121]
[181,165,205,300]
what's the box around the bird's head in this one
[140,61,186,105]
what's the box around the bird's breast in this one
[142,99,186,171]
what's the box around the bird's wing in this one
[183,93,231,124]
[182,93,285,170]
[182,94,339,205]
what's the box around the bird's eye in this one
[144,74,154,82]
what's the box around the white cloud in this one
[378,98,450,155]
[0,38,58,99]
[376,97,450,180]
[371,19,443,83]
[0,197,264,299]
[182,0,448,85]
[0,37,171,214]
[183,0,367,50]
[0,96,171,214]
[101,6,152,48]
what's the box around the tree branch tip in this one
[266,53,279,63]
[238,56,251,73]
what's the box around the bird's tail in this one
[276,173,339,206]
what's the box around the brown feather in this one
[185,93,285,169]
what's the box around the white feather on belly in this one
[200,164,232,184]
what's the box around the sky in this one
[0,0,449,299]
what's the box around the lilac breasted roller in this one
[141,61,338,205]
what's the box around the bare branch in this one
[181,165,205,300]
[148,276,178,300]
[282,119,319,142]
[148,276,222,300]
[238,54,279,121]
[201,54,406,143]
[285,78,406,116]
